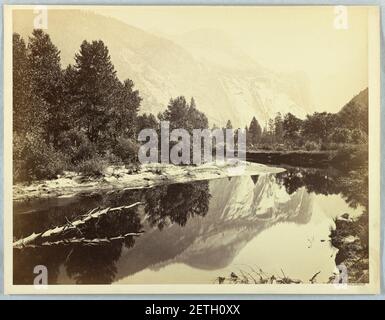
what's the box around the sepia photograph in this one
[2,5,381,294]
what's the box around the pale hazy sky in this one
[91,6,369,113]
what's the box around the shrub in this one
[113,137,139,163]
[304,141,319,151]
[14,132,67,182]
[57,129,97,164]
[274,144,286,151]
[104,150,123,165]
[351,129,367,144]
[329,128,352,144]
[320,142,340,151]
[75,157,107,177]
[258,144,273,151]
[73,140,98,163]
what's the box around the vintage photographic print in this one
[3,5,380,294]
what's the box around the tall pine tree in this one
[28,29,64,144]
[73,40,119,144]
[248,116,262,147]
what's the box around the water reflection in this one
[145,182,211,229]
[276,166,368,210]
[14,180,210,284]
[14,200,143,284]
[13,166,367,285]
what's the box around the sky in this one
[91,5,369,113]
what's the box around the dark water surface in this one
[13,166,367,285]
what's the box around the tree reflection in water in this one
[13,180,211,284]
[14,167,368,285]
[144,181,211,229]
[14,202,143,284]
[275,167,368,210]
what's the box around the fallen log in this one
[14,232,144,249]
[13,202,144,249]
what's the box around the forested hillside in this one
[13,29,368,183]
[245,89,368,151]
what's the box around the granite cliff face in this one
[14,9,312,127]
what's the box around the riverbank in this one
[13,161,285,202]
[247,145,367,169]
[330,212,369,283]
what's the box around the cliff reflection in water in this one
[13,167,367,284]
[13,181,210,284]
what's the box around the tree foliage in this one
[247,116,262,147]
[13,31,145,181]
[13,29,368,182]
[246,94,368,151]
[159,96,208,132]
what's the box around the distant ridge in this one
[14,9,313,127]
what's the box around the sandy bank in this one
[13,161,285,202]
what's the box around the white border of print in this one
[2,4,381,295]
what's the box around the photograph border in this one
[2,3,382,295]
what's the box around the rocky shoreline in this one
[330,212,369,284]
